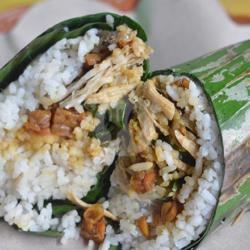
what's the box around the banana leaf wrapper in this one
[170,39,250,247]
[0,13,148,235]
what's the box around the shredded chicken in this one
[33,25,152,112]
[142,103,169,136]
[174,130,198,158]
[59,26,152,109]
[86,82,138,104]
[67,191,118,221]
[171,110,185,132]
[182,114,196,134]
[136,104,158,142]
[111,158,131,194]
[128,119,149,155]
[143,80,175,120]
[174,159,189,172]
[140,147,156,162]
[117,25,137,47]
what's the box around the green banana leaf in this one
[171,40,250,248]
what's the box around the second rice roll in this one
[0,13,152,241]
[99,72,223,250]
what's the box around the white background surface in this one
[0,0,249,249]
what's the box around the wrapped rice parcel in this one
[0,12,249,250]
[0,13,152,242]
[103,71,224,250]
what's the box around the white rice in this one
[0,29,119,243]
[104,76,223,250]
[0,28,100,135]
[106,14,115,29]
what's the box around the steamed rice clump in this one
[102,75,223,250]
[0,29,119,242]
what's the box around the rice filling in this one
[102,75,223,250]
[0,17,223,250]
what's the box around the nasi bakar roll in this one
[0,13,152,243]
[2,12,245,250]
[103,72,223,250]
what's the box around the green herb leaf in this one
[109,245,121,250]
[84,103,99,116]
[52,204,76,217]
[108,99,127,129]
[83,156,117,203]
[179,151,196,166]
[171,178,185,193]
[31,230,63,237]
[108,98,133,130]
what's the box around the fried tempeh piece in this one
[81,204,106,244]
[153,200,184,226]
[51,108,84,138]
[24,110,51,135]
[84,53,103,69]
[130,168,157,194]
[173,78,190,89]
[161,200,183,224]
